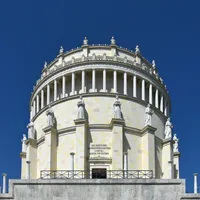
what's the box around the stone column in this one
[103,69,106,92]
[36,95,39,113]
[2,173,6,194]
[194,173,198,194]
[111,118,124,171]
[173,152,180,179]
[41,89,44,109]
[123,152,128,179]
[142,79,145,101]
[155,89,159,108]
[26,139,37,179]
[92,69,96,92]
[71,72,75,95]
[47,84,50,105]
[74,119,87,173]
[20,151,27,179]
[124,72,127,95]
[43,126,57,171]
[33,100,36,116]
[54,79,57,101]
[168,161,173,179]
[141,126,156,176]
[70,152,75,178]
[164,100,168,116]
[62,75,66,98]
[160,95,164,112]
[149,84,152,104]
[162,138,173,179]
[82,70,85,93]
[113,70,117,93]
[133,75,137,97]
[26,161,31,179]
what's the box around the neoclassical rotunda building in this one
[20,37,180,181]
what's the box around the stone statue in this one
[152,60,156,68]
[110,36,116,45]
[27,121,36,140]
[144,104,154,126]
[46,106,56,127]
[135,45,140,54]
[59,46,64,54]
[164,118,173,139]
[21,134,27,152]
[77,96,85,119]
[173,134,179,153]
[83,37,88,45]
[113,96,122,119]
[44,61,47,69]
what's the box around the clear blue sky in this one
[0,0,199,193]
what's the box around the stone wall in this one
[0,179,199,200]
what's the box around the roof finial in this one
[59,46,64,54]
[110,36,116,45]
[135,45,140,54]
[83,37,88,45]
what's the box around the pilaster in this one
[20,152,26,179]
[141,125,156,176]
[173,152,180,179]
[110,118,125,170]
[43,126,57,171]
[26,139,37,179]
[162,138,174,179]
[74,119,88,171]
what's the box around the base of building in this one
[0,179,199,200]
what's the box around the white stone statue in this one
[44,61,47,69]
[83,37,88,45]
[110,36,116,45]
[77,96,85,119]
[21,134,27,152]
[59,46,64,54]
[135,45,140,54]
[173,134,179,153]
[113,96,122,119]
[152,60,156,68]
[27,121,36,140]
[46,106,56,127]
[164,118,173,139]
[144,104,154,126]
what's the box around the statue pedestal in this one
[110,118,125,170]
[162,138,174,179]
[74,119,88,171]
[173,152,180,179]
[141,125,157,176]
[43,126,57,171]
[26,138,37,179]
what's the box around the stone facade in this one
[0,179,200,200]
[20,38,178,181]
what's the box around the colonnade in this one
[31,69,169,119]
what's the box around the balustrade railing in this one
[40,170,153,179]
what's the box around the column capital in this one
[141,125,157,136]
[110,118,125,127]
[43,126,57,135]
[74,119,87,126]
